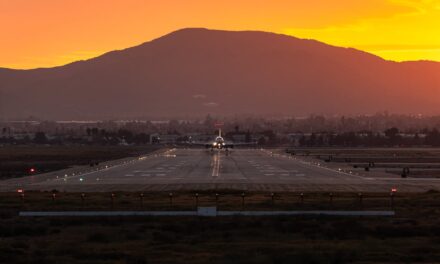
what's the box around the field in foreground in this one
[0,145,159,180]
[288,147,440,178]
[1,191,440,263]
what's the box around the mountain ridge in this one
[0,28,439,119]
[3,28,437,72]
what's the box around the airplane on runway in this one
[209,129,230,149]
[187,129,256,151]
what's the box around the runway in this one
[2,148,440,192]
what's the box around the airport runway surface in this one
[2,148,440,192]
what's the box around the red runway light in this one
[29,168,36,173]
[391,188,397,193]
[17,189,23,193]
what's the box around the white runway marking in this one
[211,153,221,177]
[6,148,440,193]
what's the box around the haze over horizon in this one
[1,0,440,69]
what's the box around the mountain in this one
[1,28,439,119]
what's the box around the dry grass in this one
[0,145,159,179]
[1,191,440,263]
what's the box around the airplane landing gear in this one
[225,148,231,156]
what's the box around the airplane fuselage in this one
[212,136,226,149]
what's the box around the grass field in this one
[0,145,159,179]
[286,147,440,178]
[1,190,440,263]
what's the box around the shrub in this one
[87,232,110,243]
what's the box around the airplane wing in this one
[223,141,258,148]
[180,141,215,148]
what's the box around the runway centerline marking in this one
[211,153,221,177]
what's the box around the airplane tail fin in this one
[218,128,222,137]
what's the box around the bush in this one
[152,231,176,244]
[125,255,149,264]
[87,232,110,243]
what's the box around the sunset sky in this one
[1,0,439,69]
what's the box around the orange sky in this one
[1,0,439,69]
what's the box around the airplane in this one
[187,129,256,151]
[208,129,230,149]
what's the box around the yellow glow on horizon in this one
[0,0,439,69]
[282,0,440,61]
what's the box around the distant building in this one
[150,134,180,144]
[288,133,307,147]
[10,132,34,140]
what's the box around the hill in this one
[1,28,439,119]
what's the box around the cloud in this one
[192,94,206,99]
[203,102,219,107]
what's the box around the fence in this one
[8,191,400,212]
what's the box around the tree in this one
[309,133,316,146]
[384,127,399,139]
[384,127,401,146]
[426,129,440,146]
[91,127,99,136]
[118,129,134,143]
[245,130,251,142]
[34,132,47,144]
